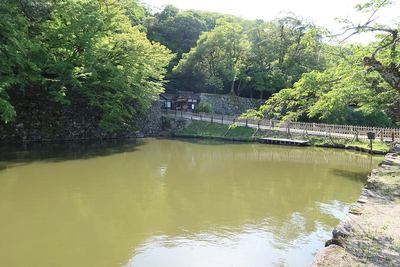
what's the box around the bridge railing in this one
[162,109,400,141]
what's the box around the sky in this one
[141,0,399,43]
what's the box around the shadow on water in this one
[0,139,147,170]
[331,168,370,183]
[171,137,246,146]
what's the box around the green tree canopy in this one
[242,0,400,125]
[41,0,173,130]
[0,0,172,130]
[244,13,327,99]
[0,1,43,122]
[173,19,251,94]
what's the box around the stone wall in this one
[161,116,190,135]
[199,93,265,116]
[0,91,266,142]
[136,101,163,136]
[0,89,162,142]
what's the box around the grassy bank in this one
[177,120,391,153]
[177,120,261,140]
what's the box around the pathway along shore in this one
[309,145,400,266]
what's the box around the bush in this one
[348,109,397,127]
[195,102,212,113]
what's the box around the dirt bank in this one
[309,145,400,266]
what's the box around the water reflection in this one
[0,138,383,267]
[0,139,145,164]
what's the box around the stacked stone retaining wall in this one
[0,91,265,142]
[199,93,265,116]
[0,89,163,142]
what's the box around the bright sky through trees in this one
[143,0,398,42]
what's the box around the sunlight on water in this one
[0,138,383,267]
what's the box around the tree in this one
[218,21,252,95]
[0,0,172,129]
[244,13,327,99]
[174,19,251,94]
[156,12,206,55]
[0,1,43,122]
[242,0,400,125]
[350,1,400,100]
[120,0,146,26]
[40,0,173,130]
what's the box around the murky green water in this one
[0,138,383,267]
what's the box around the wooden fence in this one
[163,109,400,141]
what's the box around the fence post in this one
[303,125,307,136]
[211,115,213,123]
[246,120,248,127]
[222,117,224,124]
[258,121,260,129]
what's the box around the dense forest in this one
[145,5,330,99]
[0,0,399,131]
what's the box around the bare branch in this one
[323,78,342,84]
[332,0,395,43]
[371,29,398,59]
[364,0,389,25]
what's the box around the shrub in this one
[195,102,212,113]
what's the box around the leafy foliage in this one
[0,1,43,122]
[195,102,212,113]
[2,0,399,131]
[242,0,400,126]
[173,19,252,94]
[0,0,172,130]
[243,14,330,99]
[158,9,329,98]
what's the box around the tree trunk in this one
[236,80,244,96]
[364,58,400,121]
[377,64,400,92]
[229,80,235,95]
[364,57,400,92]
[388,104,400,122]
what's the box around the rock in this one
[308,245,346,267]
[332,217,354,238]
[134,131,145,138]
[325,236,345,247]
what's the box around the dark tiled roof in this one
[159,93,176,100]
[176,91,200,100]
[160,91,200,102]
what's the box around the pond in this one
[0,138,383,267]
